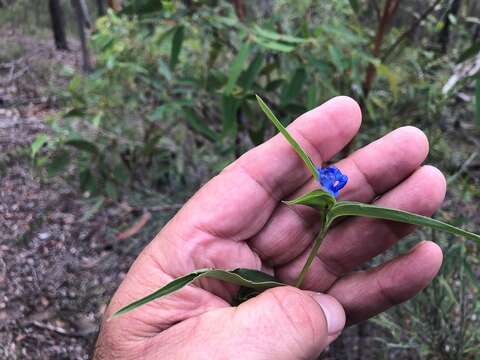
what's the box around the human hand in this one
[94,97,445,359]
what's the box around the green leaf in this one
[253,25,306,44]
[158,58,173,81]
[265,79,284,91]
[225,42,250,94]
[112,268,285,318]
[254,37,296,52]
[105,181,118,201]
[458,42,480,63]
[307,86,317,110]
[376,64,398,100]
[63,108,86,118]
[284,189,336,213]
[280,68,307,105]
[325,201,480,245]
[170,25,185,70]
[79,169,96,194]
[221,95,239,139]
[328,45,345,72]
[121,0,163,15]
[348,0,360,12]
[255,95,318,180]
[47,150,70,177]
[183,108,217,141]
[239,53,264,90]
[65,139,99,154]
[31,133,49,158]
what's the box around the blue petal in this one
[316,166,348,198]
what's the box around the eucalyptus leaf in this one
[376,64,398,100]
[457,42,480,63]
[280,68,307,105]
[65,139,99,154]
[253,26,306,44]
[254,38,296,52]
[112,268,285,318]
[225,42,250,94]
[63,108,86,118]
[325,201,480,245]
[256,95,318,180]
[284,189,336,213]
[47,150,70,177]
[183,108,217,141]
[348,0,360,12]
[221,95,239,139]
[31,133,49,158]
[239,53,264,90]
[170,25,185,70]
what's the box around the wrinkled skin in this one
[94,97,446,359]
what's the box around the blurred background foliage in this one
[2,0,480,358]
[33,0,480,200]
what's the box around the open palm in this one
[94,97,445,359]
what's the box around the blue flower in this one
[317,166,348,198]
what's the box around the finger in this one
[250,126,430,266]
[168,96,361,242]
[141,97,360,292]
[140,286,345,359]
[327,241,443,325]
[114,97,360,305]
[276,165,446,290]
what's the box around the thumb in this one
[229,286,345,359]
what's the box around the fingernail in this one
[311,293,345,335]
[409,240,426,253]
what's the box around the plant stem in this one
[295,225,327,288]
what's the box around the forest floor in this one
[1,29,479,360]
[0,30,178,359]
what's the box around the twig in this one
[116,211,152,241]
[31,320,96,338]
[362,0,401,98]
[145,204,183,212]
[447,151,479,185]
[381,0,443,62]
[0,66,28,85]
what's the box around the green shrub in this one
[33,1,450,199]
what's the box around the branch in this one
[381,0,443,62]
[362,0,402,98]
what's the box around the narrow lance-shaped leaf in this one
[254,38,296,53]
[31,133,49,158]
[65,139,99,154]
[325,201,480,245]
[253,25,306,44]
[280,68,307,105]
[239,53,264,90]
[224,42,250,94]
[112,268,285,318]
[183,108,217,141]
[284,189,336,213]
[170,25,184,70]
[221,95,239,139]
[256,95,318,180]
[457,42,480,63]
